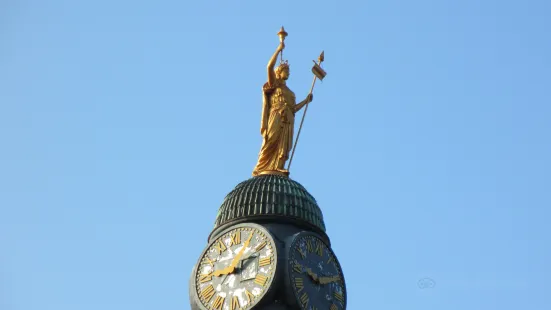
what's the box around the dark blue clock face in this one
[288,234,346,310]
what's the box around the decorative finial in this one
[277,26,288,63]
[277,26,288,43]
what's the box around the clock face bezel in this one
[285,231,347,310]
[192,223,279,310]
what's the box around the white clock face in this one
[194,226,277,310]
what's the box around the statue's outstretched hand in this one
[306,93,313,103]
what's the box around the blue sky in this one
[1,0,550,309]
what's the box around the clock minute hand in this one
[228,232,254,270]
[212,233,254,277]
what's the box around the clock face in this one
[194,225,277,310]
[288,234,346,310]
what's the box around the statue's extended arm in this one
[294,94,313,113]
[267,42,284,86]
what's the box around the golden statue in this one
[253,27,326,177]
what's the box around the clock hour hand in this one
[212,266,232,277]
[305,268,340,285]
[318,275,341,285]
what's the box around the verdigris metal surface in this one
[209,175,326,242]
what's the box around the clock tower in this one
[189,28,346,310]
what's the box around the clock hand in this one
[240,239,268,262]
[227,232,255,271]
[305,267,319,283]
[212,266,231,277]
[212,232,254,277]
[318,275,341,285]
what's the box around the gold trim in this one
[256,170,289,177]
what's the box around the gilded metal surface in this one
[257,170,289,177]
[252,28,317,177]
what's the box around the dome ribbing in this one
[209,174,326,241]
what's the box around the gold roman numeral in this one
[199,273,212,283]
[306,239,313,253]
[330,304,338,310]
[300,292,309,307]
[293,261,302,273]
[200,284,215,301]
[231,296,240,310]
[254,274,268,286]
[334,291,344,303]
[327,255,335,264]
[315,240,324,256]
[297,248,306,259]
[245,289,254,303]
[255,241,267,252]
[259,256,272,267]
[203,256,215,267]
[212,295,225,310]
[214,240,226,254]
[230,231,240,246]
[295,277,304,292]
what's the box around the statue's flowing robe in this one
[253,81,296,176]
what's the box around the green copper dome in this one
[209,174,326,241]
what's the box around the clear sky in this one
[1,0,550,309]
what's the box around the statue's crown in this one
[277,60,289,69]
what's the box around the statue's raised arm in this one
[267,42,284,87]
[260,42,284,138]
